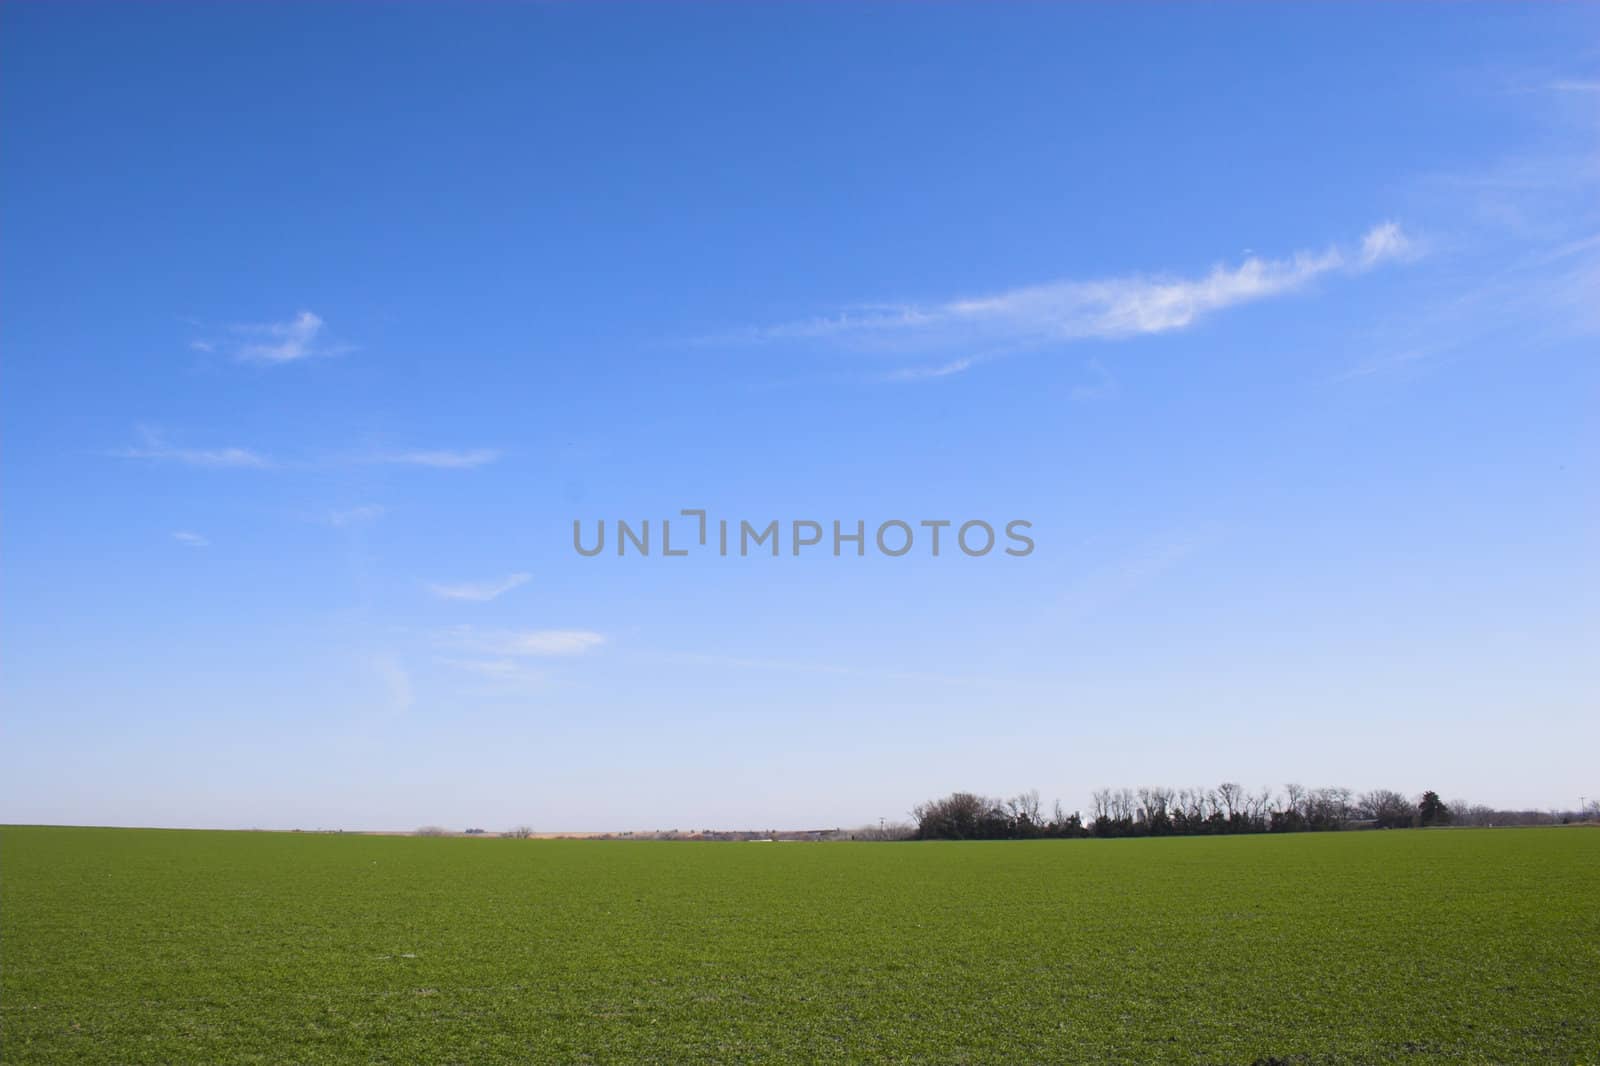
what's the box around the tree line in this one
[906,785,1596,841]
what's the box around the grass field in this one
[1,826,1596,1064]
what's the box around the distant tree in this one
[1317,787,1355,828]
[1175,788,1210,833]
[1137,787,1174,834]
[1051,807,1086,837]
[1090,789,1112,835]
[1273,783,1308,832]
[912,792,994,839]
[850,821,916,841]
[1360,789,1417,829]
[911,790,1088,840]
[1216,782,1244,824]
[504,825,535,839]
[1417,791,1451,827]
[1007,790,1044,836]
[901,781,1525,841]
[1089,787,1138,837]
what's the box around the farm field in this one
[1,826,1596,1064]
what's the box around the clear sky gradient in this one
[2,4,1596,831]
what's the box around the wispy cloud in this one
[110,429,500,473]
[428,573,531,602]
[1331,345,1443,383]
[442,626,606,657]
[112,427,273,469]
[172,531,210,547]
[367,652,414,715]
[723,224,1416,373]
[1358,222,1414,267]
[230,311,347,364]
[437,657,546,684]
[1069,359,1120,402]
[1333,226,1599,382]
[187,310,348,364]
[369,448,501,469]
[880,357,978,382]
[1059,526,1221,624]
[633,649,1037,690]
[329,505,386,528]
[1340,80,1600,382]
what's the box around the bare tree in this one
[1137,786,1175,831]
[912,791,995,839]
[1007,789,1043,827]
[898,779,1556,841]
[1217,782,1244,822]
[503,826,534,839]
[1359,789,1417,829]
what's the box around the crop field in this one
[1,826,1596,1064]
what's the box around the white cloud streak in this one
[172,531,210,547]
[1340,85,1600,382]
[437,657,546,684]
[186,310,348,363]
[330,505,386,528]
[1358,221,1413,268]
[880,357,977,382]
[232,311,345,364]
[370,449,501,469]
[428,573,531,602]
[110,430,500,473]
[113,428,273,469]
[442,626,606,657]
[729,223,1416,368]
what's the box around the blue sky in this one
[2,4,1596,831]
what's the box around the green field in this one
[1,826,1596,1064]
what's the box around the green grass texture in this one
[2,826,1596,1064]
